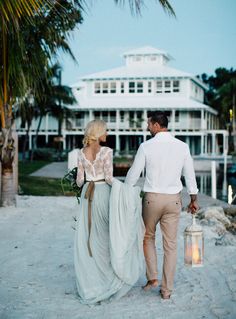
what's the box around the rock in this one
[224,206,236,217]
[226,222,236,235]
[215,233,236,246]
[197,206,231,226]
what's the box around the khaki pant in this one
[142,192,182,294]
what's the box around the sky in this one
[60,0,236,85]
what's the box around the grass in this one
[19,161,71,196]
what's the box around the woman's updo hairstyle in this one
[82,120,107,146]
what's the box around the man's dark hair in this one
[148,111,168,128]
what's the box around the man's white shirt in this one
[125,132,198,194]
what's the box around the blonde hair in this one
[82,120,107,146]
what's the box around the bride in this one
[74,119,144,304]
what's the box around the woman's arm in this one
[76,151,85,187]
[103,148,113,185]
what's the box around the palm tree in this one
[0,0,175,206]
[0,0,82,206]
[29,63,76,160]
[0,0,57,206]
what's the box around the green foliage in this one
[199,67,236,127]
[61,167,82,203]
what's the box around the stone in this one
[224,206,236,217]
[197,206,231,226]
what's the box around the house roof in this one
[80,65,191,80]
[69,93,217,115]
[123,46,172,59]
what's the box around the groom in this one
[125,111,199,299]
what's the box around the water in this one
[193,172,236,204]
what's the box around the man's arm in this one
[182,146,199,214]
[125,145,145,186]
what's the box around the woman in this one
[74,120,144,304]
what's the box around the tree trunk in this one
[0,127,16,207]
[1,166,15,206]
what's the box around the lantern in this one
[184,215,204,267]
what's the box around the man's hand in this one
[187,195,199,214]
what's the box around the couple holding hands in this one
[74,111,199,304]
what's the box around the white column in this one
[29,134,32,150]
[223,132,228,154]
[171,109,176,132]
[46,135,49,144]
[116,134,120,153]
[204,135,208,154]
[125,136,129,153]
[45,113,49,132]
[186,136,190,148]
[142,110,147,130]
[134,111,137,130]
[63,134,66,150]
[116,110,120,131]
[89,110,93,121]
[212,133,216,155]
[124,111,129,130]
[201,134,204,155]
[201,109,205,130]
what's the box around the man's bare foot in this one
[142,279,159,292]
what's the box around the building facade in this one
[16,46,228,157]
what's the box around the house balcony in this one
[66,117,204,132]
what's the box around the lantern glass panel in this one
[184,232,204,267]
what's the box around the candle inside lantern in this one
[184,215,204,267]
[192,243,200,264]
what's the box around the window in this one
[150,55,157,61]
[175,111,179,122]
[121,82,125,93]
[148,81,152,93]
[129,82,135,93]
[137,82,143,93]
[102,82,108,94]
[110,82,116,94]
[102,111,108,121]
[173,80,180,92]
[94,82,101,94]
[164,81,171,93]
[110,111,116,122]
[137,111,142,128]
[120,111,125,122]
[129,81,144,93]
[134,56,141,62]
[94,111,100,119]
[156,81,163,93]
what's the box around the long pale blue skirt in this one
[74,179,145,304]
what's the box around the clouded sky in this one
[60,0,236,85]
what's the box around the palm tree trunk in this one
[0,20,16,206]
[1,126,16,206]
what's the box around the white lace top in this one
[76,146,113,187]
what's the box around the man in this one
[125,111,199,299]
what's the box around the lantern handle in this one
[192,215,196,225]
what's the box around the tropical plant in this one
[0,0,175,206]
[0,0,83,206]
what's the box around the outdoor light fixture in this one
[184,215,204,267]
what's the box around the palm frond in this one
[114,0,175,16]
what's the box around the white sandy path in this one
[0,193,236,319]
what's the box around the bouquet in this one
[61,167,82,203]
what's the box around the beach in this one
[0,190,236,319]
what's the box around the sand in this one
[0,191,236,319]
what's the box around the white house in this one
[16,46,228,157]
